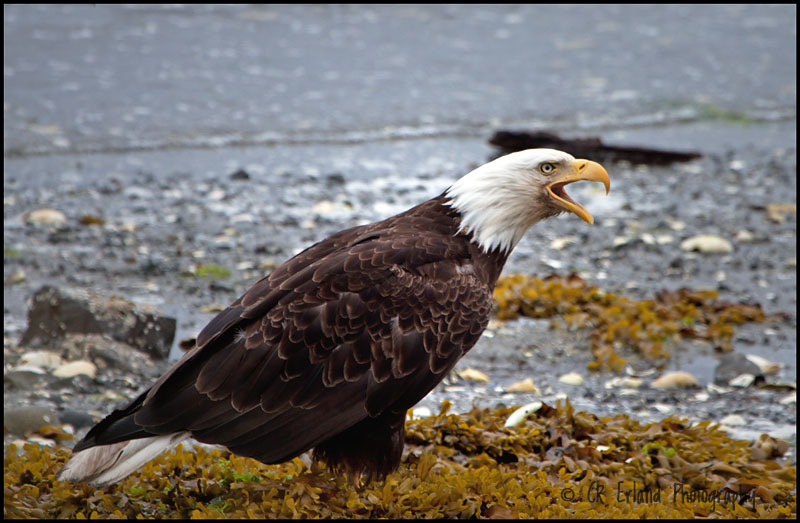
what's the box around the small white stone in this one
[744,354,782,375]
[719,414,746,426]
[680,234,733,254]
[653,403,673,414]
[231,213,255,223]
[18,351,64,369]
[311,200,335,213]
[612,236,630,248]
[604,376,643,389]
[734,229,755,243]
[617,388,639,396]
[692,391,710,402]
[667,219,686,231]
[729,373,756,388]
[550,236,577,250]
[24,208,67,226]
[779,392,796,405]
[207,189,226,201]
[26,436,56,447]
[411,407,432,419]
[655,234,674,245]
[558,372,584,386]
[10,365,47,375]
[707,383,731,394]
[505,378,539,394]
[457,368,490,383]
[651,371,699,389]
[52,360,97,379]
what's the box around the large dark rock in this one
[713,353,763,386]
[20,286,176,360]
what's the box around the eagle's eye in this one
[539,162,557,175]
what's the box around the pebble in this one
[558,372,584,386]
[706,383,732,394]
[604,376,643,389]
[653,403,673,414]
[312,200,335,213]
[655,234,674,245]
[625,366,656,378]
[3,405,61,436]
[207,189,226,201]
[666,219,686,231]
[719,414,746,426]
[4,367,54,390]
[734,229,755,243]
[779,392,795,405]
[744,354,782,375]
[229,168,251,181]
[692,391,710,402]
[679,234,733,254]
[23,208,67,226]
[505,378,539,394]
[457,368,490,383]
[549,236,577,250]
[52,360,97,379]
[27,436,56,447]
[650,371,699,389]
[18,350,64,369]
[410,406,432,419]
[728,373,756,388]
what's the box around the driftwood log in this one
[489,130,702,165]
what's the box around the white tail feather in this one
[58,432,190,486]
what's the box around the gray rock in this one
[713,353,763,386]
[4,368,57,390]
[20,285,176,359]
[3,405,61,436]
[57,409,98,429]
[60,333,156,375]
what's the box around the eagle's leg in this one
[312,411,406,483]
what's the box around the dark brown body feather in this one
[73,193,509,479]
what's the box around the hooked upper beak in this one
[546,159,610,224]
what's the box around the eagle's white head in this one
[445,148,610,254]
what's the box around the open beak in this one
[546,159,610,224]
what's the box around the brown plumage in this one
[58,149,609,486]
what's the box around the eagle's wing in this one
[74,223,492,467]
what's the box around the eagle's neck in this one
[418,193,512,287]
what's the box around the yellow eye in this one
[539,163,557,175]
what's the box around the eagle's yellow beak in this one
[546,159,610,224]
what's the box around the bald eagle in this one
[58,149,610,486]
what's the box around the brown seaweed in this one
[493,273,780,371]
[4,400,795,519]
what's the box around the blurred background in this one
[4,4,796,157]
[3,5,797,446]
